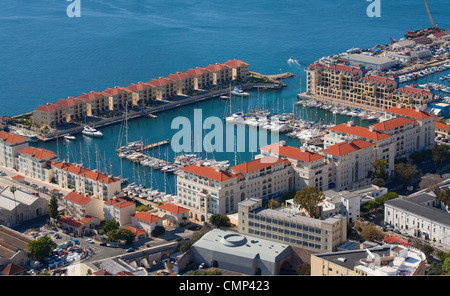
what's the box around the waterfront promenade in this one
[34,81,284,142]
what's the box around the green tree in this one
[372,159,388,180]
[394,162,419,186]
[28,236,56,261]
[267,198,279,209]
[372,178,386,187]
[438,189,450,207]
[102,219,119,234]
[107,229,135,244]
[48,195,59,219]
[360,225,383,242]
[293,186,324,218]
[209,213,231,227]
[432,143,450,166]
[151,225,165,237]
[442,257,450,274]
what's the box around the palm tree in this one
[9,185,17,225]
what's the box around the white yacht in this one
[63,134,76,141]
[231,88,250,96]
[82,126,103,137]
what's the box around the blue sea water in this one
[1,0,449,193]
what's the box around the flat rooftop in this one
[340,53,396,65]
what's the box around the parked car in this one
[126,247,135,252]
[86,239,94,244]
[99,242,107,246]
[106,243,118,248]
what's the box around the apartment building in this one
[16,147,57,182]
[0,131,28,170]
[324,122,394,175]
[167,72,194,95]
[103,198,136,226]
[127,82,157,106]
[392,85,434,108]
[322,139,376,191]
[304,62,435,110]
[103,86,133,110]
[384,192,450,249]
[63,191,105,222]
[224,59,250,81]
[157,203,190,227]
[78,91,110,116]
[175,156,293,221]
[311,244,426,276]
[238,197,347,253]
[384,105,435,151]
[206,63,233,85]
[150,77,177,100]
[131,211,163,236]
[370,116,421,158]
[32,59,250,126]
[259,141,329,191]
[434,119,450,140]
[186,67,213,90]
[51,161,121,200]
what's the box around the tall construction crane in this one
[424,1,437,28]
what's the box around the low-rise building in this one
[63,191,104,222]
[322,139,376,191]
[384,192,450,249]
[157,203,190,227]
[0,225,34,268]
[131,211,163,236]
[191,228,293,275]
[16,147,57,183]
[0,186,49,227]
[103,198,136,226]
[0,131,28,170]
[238,197,347,253]
[311,244,426,276]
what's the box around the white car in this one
[86,239,94,244]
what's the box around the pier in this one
[33,81,285,142]
[133,139,170,153]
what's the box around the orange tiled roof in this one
[181,163,241,182]
[434,120,450,131]
[0,131,27,144]
[370,117,417,131]
[230,156,290,174]
[17,147,56,160]
[64,191,92,206]
[361,75,397,85]
[132,211,162,223]
[104,198,126,205]
[259,143,325,162]
[158,203,189,214]
[223,59,249,68]
[122,226,146,237]
[114,201,135,209]
[322,139,375,156]
[329,123,391,141]
[385,106,432,120]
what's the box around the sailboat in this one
[116,106,143,153]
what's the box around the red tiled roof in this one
[122,226,146,237]
[127,82,156,91]
[181,164,240,182]
[58,216,84,229]
[64,164,90,176]
[94,270,112,276]
[259,143,325,162]
[17,147,56,160]
[132,211,162,223]
[230,156,290,174]
[370,117,417,131]
[114,201,135,209]
[12,175,24,180]
[385,106,432,120]
[158,203,189,214]
[223,59,249,68]
[322,139,375,156]
[168,72,192,81]
[327,64,363,75]
[81,215,95,224]
[103,86,133,96]
[329,123,391,141]
[394,85,433,97]
[0,131,27,144]
[434,120,450,131]
[0,263,27,275]
[206,63,228,72]
[98,176,120,184]
[64,191,92,206]
[149,77,175,86]
[81,170,108,181]
[186,67,210,76]
[361,75,397,85]
[51,161,72,170]
[104,198,126,205]
[78,91,109,101]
